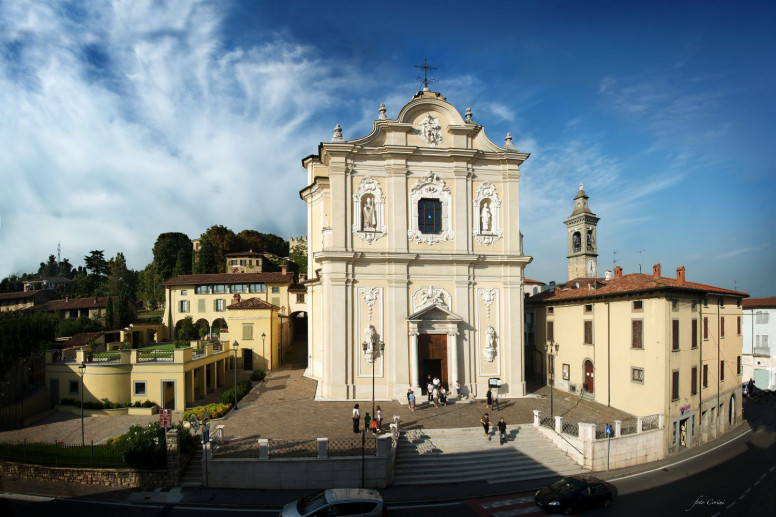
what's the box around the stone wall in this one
[0,461,167,487]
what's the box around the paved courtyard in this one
[0,340,633,446]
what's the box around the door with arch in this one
[584,360,594,394]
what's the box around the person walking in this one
[375,406,383,433]
[480,413,491,439]
[497,417,507,445]
[492,389,500,411]
[486,387,493,409]
[408,390,416,411]
[352,404,360,433]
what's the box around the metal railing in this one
[619,417,639,436]
[561,421,579,436]
[540,416,554,430]
[90,351,122,363]
[137,350,174,362]
[641,414,660,431]
[268,439,318,458]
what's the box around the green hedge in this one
[220,380,253,406]
[250,369,266,382]
[182,403,231,422]
[58,398,152,410]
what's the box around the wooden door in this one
[418,334,448,387]
[584,360,594,394]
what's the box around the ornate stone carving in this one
[473,182,503,245]
[408,172,454,244]
[361,286,380,321]
[352,176,387,243]
[483,325,497,363]
[332,124,343,142]
[378,103,387,120]
[418,113,442,147]
[362,325,383,365]
[412,286,451,312]
[481,288,497,319]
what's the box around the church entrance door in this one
[418,334,448,389]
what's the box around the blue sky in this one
[1,0,774,296]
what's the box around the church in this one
[299,87,532,401]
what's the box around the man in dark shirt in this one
[497,417,507,445]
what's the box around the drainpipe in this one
[607,301,611,407]
[717,298,721,429]
[698,302,703,444]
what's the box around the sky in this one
[1,0,774,297]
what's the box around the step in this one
[179,448,203,487]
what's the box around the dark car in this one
[535,476,614,514]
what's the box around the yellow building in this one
[0,290,50,312]
[162,269,298,371]
[44,343,238,410]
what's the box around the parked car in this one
[280,488,385,517]
[535,476,615,514]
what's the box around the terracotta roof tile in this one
[527,273,748,304]
[35,296,116,311]
[743,296,776,308]
[226,297,278,310]
[0,290,46,301]
[163,272,294,286]
[524,278,545,285]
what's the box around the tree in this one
[137,264,163,310]
[58,258,73,278]
[152,232,192,282]
[289,238,308,275]
[84,250,109,281]
[176,316,198,343]
[0,311,58,380]
[105,296,115,330]
[38,255,58,277]
[235,230,289,257]
[200,225,236,273]
[192,237,217,274]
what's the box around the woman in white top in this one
[352,404,360,433]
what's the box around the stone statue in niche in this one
[362,196,376,230]
[480,201,492,233]
[484,325,497,363]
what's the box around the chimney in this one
[614,266,623,278]
[65,296,69,303]
[233,293,241,304]
[653,263,661,278]
[281,263,288,275]
[604,270,612,280]
[676,266,686,283]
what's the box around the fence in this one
[540,416,554,429]
[619,417,639,436]
[328,435,376,457]
[561,420,579,436]
[91,351,122,363]
[0,440,125,468]
[212,434,379,459]
[137,350,174,362]
[642,414,660,431]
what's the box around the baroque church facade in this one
[300,88,532,401]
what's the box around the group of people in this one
[351,403,383,434]
[480,413,509,444]
[485,387,500,411]
[425,376,449,408]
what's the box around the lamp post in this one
[232,341,239,410]
[362,332,385,425]
[78,362,86,446]
[261,332,267,371]
[547,341,560,418]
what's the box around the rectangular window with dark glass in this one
[672,320,680,350]
[584,321,593,345]
[737,356,741,375]
[692,319,698,348]
[721,317,725,338]
[691,367,698,395]
[418,198,442,234]
[720,361,725,381]
[547,321,554,342]
[703,317,709,340]
[737,316,741,335]
[631,367,644,383]
[672,370,679,400]
[632,320,643,349]
[703,364,708,388]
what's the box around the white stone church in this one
[299,88,532,402]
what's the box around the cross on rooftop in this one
[415,58,437,90]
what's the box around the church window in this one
[418,198,442,234]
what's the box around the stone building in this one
[300,88,532,401]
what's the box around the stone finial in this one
[465,107,473,123]
[332,124,343,142]
[378,103,387,120]
[579,181,584,191]
[504,132,517,151]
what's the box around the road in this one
[2,397,774,517]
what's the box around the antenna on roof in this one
[636,250,644,274]
[57,241,61,264]
[612,250,619,270]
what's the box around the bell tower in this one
[564,182,600,280]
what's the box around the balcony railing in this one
[753,346,771,356]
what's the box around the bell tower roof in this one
[570,181,596,217]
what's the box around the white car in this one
[280,488,385,517]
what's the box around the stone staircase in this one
[392,425,587,485]
[179,446,203,487]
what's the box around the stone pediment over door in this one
[408,304,463,324]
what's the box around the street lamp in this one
[261,332,267,371]
[232,341,239,410]
[362,327,385,426]
[78,362,86,446]
[547,341,560,418]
